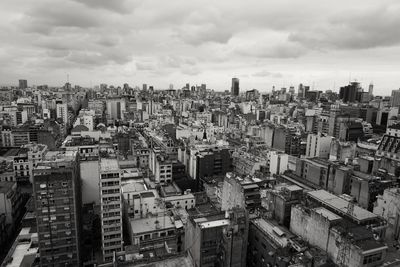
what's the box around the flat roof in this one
[307,190,378,223]
[252,218,293,248]
[122,181,147,193]
[313,207,342,222]
[199,219,230,229]
[100,158,119,172]
[130,216,176,234]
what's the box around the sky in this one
[1,0,400,95]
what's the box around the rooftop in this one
[199,219,230,229]
[121,181,148,193]
[130,216,177,234]
[307,190,378,223]
[313,207,342,222]
[100,158,119,172]
[252,218,294,248]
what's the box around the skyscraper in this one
[298,83,304,97]
[339,82,359,103]
[368,83,374,96]
[231,77,239,96]
[391,89,400,107]
[33,151,82,267]
[19,79,27,89]
[99,157,123,262]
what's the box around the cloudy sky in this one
[1,0,400,94]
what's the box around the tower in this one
[231,78,239,96]
[33,151,82,266]
[99,157,123,262]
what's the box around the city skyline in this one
[1,0,400,94]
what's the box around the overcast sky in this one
[1,0,400,95]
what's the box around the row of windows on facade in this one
[138,230,175,241]
[38,182,70,188]
[41,206,70,213]
[102,189,120,195]
[101,173,120,179]
[42,214,72,222]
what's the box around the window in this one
[363,253,382,265]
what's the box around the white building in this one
[106,98,126,121]
[269,151,288,175]
[305,133,333,159]
[99,158,123,262]
[56,103,68,124]
[373,188,400,241]
[122,181,159,219]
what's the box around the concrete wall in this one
[80,160,100,205]
[290,206,331,252]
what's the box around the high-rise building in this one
[33,151,82,267]
[106,98,126,121]
[368,83,374,96]
[19,79,28,89]
[390,89,400,107]
[99,158,123,262]
[298,83,304,97]
[339,82,359,103]
[231,78,239,96]
[142,84,147,91]
[305,133,333,159]
[56,102,68,125]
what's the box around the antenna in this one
[67,74,69,83]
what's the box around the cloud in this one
[136,62,156,71]
[289,4,400,50]
[253,71,283,78]
[1,0,400,93]
[181,66,201,76]
[71,0,136,14]
[18,2,101,34]
[236,42,307,59]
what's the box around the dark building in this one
[33,151,82,267]
[186,208,248,267]
[247,218,298,267]
[272,127,301,156]
[304,90,319,102]
[346,122,364,141]
[18,79,28,89]
[231,78,240,96]
[339,82,359,103]
[195,147,232,190]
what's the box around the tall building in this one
[368,83,374,96]
[339,82,359,103]
[56,102,69,125]
[390,89,400,107]
[33,151,82,267]
[231,78,239,96]
[305,133,333,159]
[18,79,28,89]
[99,158,123,262]
[142,84,147,91]
[298,83,304,97]
[106,98,126,121]
[186,208,248,267]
